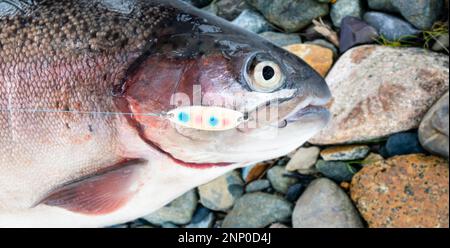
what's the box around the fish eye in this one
[245,54,285,92]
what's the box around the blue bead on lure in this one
[166,106,245,131]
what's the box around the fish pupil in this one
[262,66,275,81]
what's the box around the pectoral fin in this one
[38,159,146,215]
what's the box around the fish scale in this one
[0,0,175,208]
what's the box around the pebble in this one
[198,171,244,211]
[285,146,320,175]
[315,160,356,182]
[367,0,445,30]
[419,92,449,159]
[363,12,420,41]
[292,178,363,228]
[266,166,299,194]
[209,0,251,20]
[320,145,370,161]
[247,0,329,32]
[285,184,305,202]
[310,45,449,145]
[269,223,289,228]
[259,31,302,47]
[432,33,449,52]
[306,39,339,59]
[361,153,384,165]
[181,0,212,8]
[231,9,273,33]
[381,132,426,157]
[330,0,364,27]
[351,154,449,227]
[185,207,215,228]
[283,44,334,77]
[245,179,271,193]
[339,16,379,53]
[241,162,272,182]
[143,189,198,226]
[222,192,293,228]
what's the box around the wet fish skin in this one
[0,0,331,227]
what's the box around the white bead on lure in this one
[166,106,245,131]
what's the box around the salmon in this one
[0,0,331,227]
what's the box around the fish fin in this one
[38,159,146,215]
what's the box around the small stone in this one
[286,146,320,174]
[367,0,445,30]
[212,0,251,20]
[259,31,302,47]
[161,222,179,228]
[310,45,449,145]
[340,181,350,190]
[247,0,329,32]
[419,92,449,159]
[198,171,244,211]
[231,9,273,33]
[306,39,339,59]
[292,178,363,228]
[285,184,306,202]
[245,179,271,193]
[362,153,384,165]
[330,0,364,27]
[432,33,449,53]
[269,223,289,228]
[363,11,420,41]
[339,16,379,53]
[143,189,198,225]
[283,44,334,77]
[320,145,370,161]
[351,154,449,227]
[382,132,426,157]
[185,207,215,228]
[315,160,356,182]
[222,192,293,228]
[241,162,271,182]
[267,166,299,194]
[181,0,213,8]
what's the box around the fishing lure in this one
[166,106,246,131]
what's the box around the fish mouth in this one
[279,104,330,127]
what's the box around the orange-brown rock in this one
[350,154,449,228]
[283,44,334,77]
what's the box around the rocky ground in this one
[116,0,449,228]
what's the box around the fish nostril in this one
[278,120,288,128]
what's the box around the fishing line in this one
[0,105,251,131]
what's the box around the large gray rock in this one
[364,12,420,41]
[419,92,449,159]
[330,0,364,27]
[367,0,445,30]
[222,192,293,228]
[198,171,244,211]
[311,45,449,145]
[143,189,198,225]
[292,178,363,228]
[232,9,273,33]
[246,0,329,32]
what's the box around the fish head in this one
[120,5,331,167]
